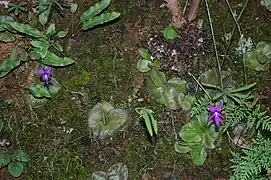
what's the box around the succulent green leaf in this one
[0,16,14,23]
[39,8,50,26]
[138,48,151,60]
[149,112,158,135]
[245,51,260,68]
[47,78,61,96]
[46,23,56,39]
[34,47,48,59]
[203,126,218,149]
[10,22,43,38]
[13,149,30,163]
[174,142,191,153]
[0,48,21,77]
[137,59,151,72]
[91,171,106,180]
[0,16,14,32]
[88,102,129,139]
[30,50,41,60]
[0,32,15,42]
[80,0,111,23]
[30,40,50,49]
[146,79,164,104]
[100,101,114,113]
[166,78,187,92]
[229,83,256,93]
[0,154,11,168]
[191,146,207,166]
[179,120,202,143]
[150,68,166,87]
[27,95,48,108]
[163,24,178,40]
[142,110,153,136]
[106,163,128,180]
[56,30,68,38]
[257,54,268,64]
[28,83,51,98]
[161,87,180,110]
[51,42,64,52]
[42,52,75,67]
[82,12,121,30]
[8,162,24,177]
[70,3,78,14]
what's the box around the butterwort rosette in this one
[208,103,225,126]
[37,67,52,85]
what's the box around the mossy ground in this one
[1,0,271,179]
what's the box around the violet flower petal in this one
[44,67,52,74]
[217,103,223,112]
[208,113,216,120]
[209,105,216,112]
[38,68,45,75]
[214,115,221,125]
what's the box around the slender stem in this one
[225,0,242,37]
[204,0,223,90]
[188,72,212,100]
[225,0,248,84]
[225,0,249,53]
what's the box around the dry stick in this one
[204,0,223,91]
[188,72,212,99]
[225,0,249,53]
[225,0,249,84]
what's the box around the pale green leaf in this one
[8,162,24,177]
[82,12,121,30]
[80,0,111,23]
[0,32,15,42]
[10,22,43,38]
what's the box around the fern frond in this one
[190,96,211,118]
[230,133,271,180]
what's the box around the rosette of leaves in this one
[88,102,130,139]
[147,68,194,110]
[137,48,161,72]
[91,163,128,180]
[0,149,30,178]
[0,20,74,77]
[174,111,219,165]
[27,77,61,107]
[76,0,120,34]
[38,0,73,25]
[199,69,255,105]
[245,41,271,71]
[8,2,27,16]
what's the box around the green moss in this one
[65,68,91,90]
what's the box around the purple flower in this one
[208,103,224,125]
[37,67,52,84]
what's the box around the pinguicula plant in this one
[174,111,220,165]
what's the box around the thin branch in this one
[188,72,212,99]
[204,0,223,90]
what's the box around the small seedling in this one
[136,107,158,137]
[8,3,27,16]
